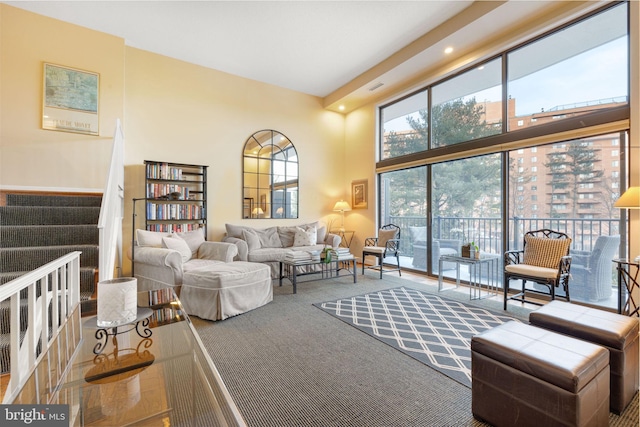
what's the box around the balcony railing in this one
[388,215,621,258]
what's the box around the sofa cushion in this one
[242,229,262,251]
[183,258,225,272]
[523,235,571,269]
[293,226,316,247]
[225,223,252,239]
[248,247,292,263]
[277,226,298,247]
[162,236,192,262]
[176,228,206,257]
[137,229,171,247]
[257,227,283,248]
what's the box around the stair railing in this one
[98,119,125,282]
[0,251,82,403]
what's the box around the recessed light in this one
[444,47,454,54]
[339,105,345,111]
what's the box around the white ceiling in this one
[5,1,607,112]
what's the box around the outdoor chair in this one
[362,224,401,278]
[569,235,620,302]
[503,228,572,310]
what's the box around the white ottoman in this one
[181,261,272,321]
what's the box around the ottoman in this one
[181,261,272,321]
[472,321,610,427]
[530,300,639,414]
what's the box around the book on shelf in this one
[146,162,183,180]
[147,223,203,233]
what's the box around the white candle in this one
[97,277,138,327]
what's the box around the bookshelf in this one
[143,160,207,234]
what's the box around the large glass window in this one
[431,58,503,148]
[380,90,428,160]
[507,3,627,129]
[507,132,625,310]
[375,3,630,312]
[379,167,427,270]
[432,155,502,280]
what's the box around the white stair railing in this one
[0,252,82,403]
[98,119,125,281]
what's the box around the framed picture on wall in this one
[351,179,368,209]
[42,63,100,135]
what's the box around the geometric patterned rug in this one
[314,286,518,388]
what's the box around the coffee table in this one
[279,255,357,293]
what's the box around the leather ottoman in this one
[181,261,272,321]
[472,321,610,427]
[530,300,639,414]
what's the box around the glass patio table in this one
[438,254,500,300]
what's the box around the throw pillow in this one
[277,226,297,247]
[377,228,398,248]
[523,235,571,269]
[255,227,283,248]
[293,226,317,247]
[316,226,327,244]
[162,236,192,262]
[242,229,262,251]
[137,229,171,247]
[176,228,205,257]
[225,223,251,239]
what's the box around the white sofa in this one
[132,228,273,321]
[133,228,239,290]
[222,221,341,278]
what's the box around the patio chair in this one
[503,229,572,310]
[362,224,401,278]
[569,235,620,302]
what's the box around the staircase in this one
[0,193,101,372]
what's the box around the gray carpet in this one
[192,273,639,427]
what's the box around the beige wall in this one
[123,47,346,269]
[343,104,377,258]
[0,5,351,274]
[0,4,125,191]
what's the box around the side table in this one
[331,230,355,248]
[438,254,499,300]
[613,259,640,316]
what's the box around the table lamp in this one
[614,186,640,261]
[333,200,351,232]
[252,207,264,218]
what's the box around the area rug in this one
[314,286,518,388]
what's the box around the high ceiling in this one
[6,1,606,112]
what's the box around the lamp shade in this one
[97,277,138,327]
[333,200,352,212]
[252,207,264,214]
[614,187,640,209]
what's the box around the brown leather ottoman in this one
[472,321,609,427]
[529,300,639,414]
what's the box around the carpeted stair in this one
[0,193,101,373]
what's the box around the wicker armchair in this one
[504,229,572,310]
[570,235,620,302]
